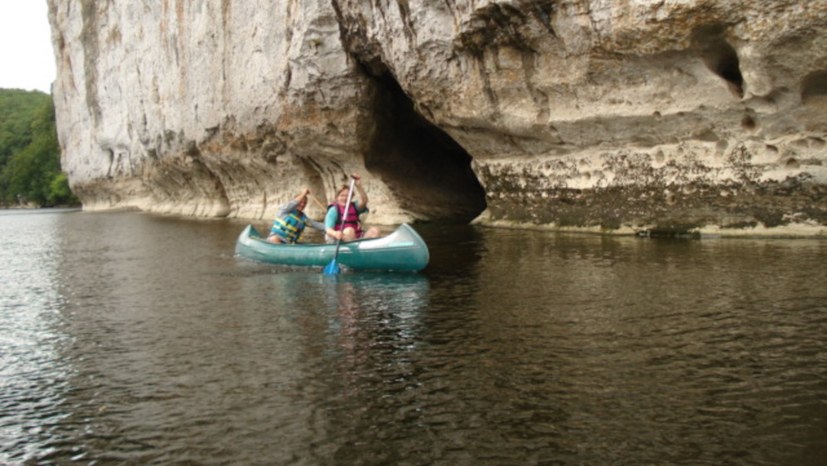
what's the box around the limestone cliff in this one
[49,0,827,236]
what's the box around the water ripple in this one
[2,213,827,464]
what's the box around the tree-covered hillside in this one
[0,88,78,207]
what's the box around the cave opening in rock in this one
[801,70,827,103]
[694,27,744,97]
[361,64,487,223]
[704,41,743,96]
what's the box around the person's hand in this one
[351,173,362,186]
[302,188,310,197]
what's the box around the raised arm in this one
[294,188,310,203]
[353,173,368,210]
[276,188,309,218]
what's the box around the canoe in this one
[235,223,429,272]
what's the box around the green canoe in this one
[235,223,430,272]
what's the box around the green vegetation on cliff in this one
[0,88,78,207]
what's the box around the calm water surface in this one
[1,209,826,464]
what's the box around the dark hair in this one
[336,185,349,196]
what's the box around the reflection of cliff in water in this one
[414,224,486,278]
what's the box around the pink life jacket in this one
[331,202,363,238]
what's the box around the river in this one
[1,209,826,464]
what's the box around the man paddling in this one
[267,188,326,244]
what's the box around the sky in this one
[0,1,56,93]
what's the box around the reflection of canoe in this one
[235,223,430,272]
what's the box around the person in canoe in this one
[325,173,380,243]
[267,188,326,244]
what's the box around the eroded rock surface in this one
[49,0,827,235]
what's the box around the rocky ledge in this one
[49,0,827,236]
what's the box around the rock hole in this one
[361,63,487,223]
[801,71,827,103]
[693,27,744,97]
[102,148,115,180]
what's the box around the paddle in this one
[323,176,356,275]
[309,194,327,211]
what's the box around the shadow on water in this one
[414,223,486,277]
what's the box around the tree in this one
[0,88,79,207]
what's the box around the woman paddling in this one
[325,173,380,243]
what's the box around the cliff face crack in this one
[80,0,102,125]
[361,64,486,222]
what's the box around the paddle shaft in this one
[331,177,357,262]
[309,194,327,211]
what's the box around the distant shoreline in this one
[0,206,81,212]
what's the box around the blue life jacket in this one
[270,210,308,243]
